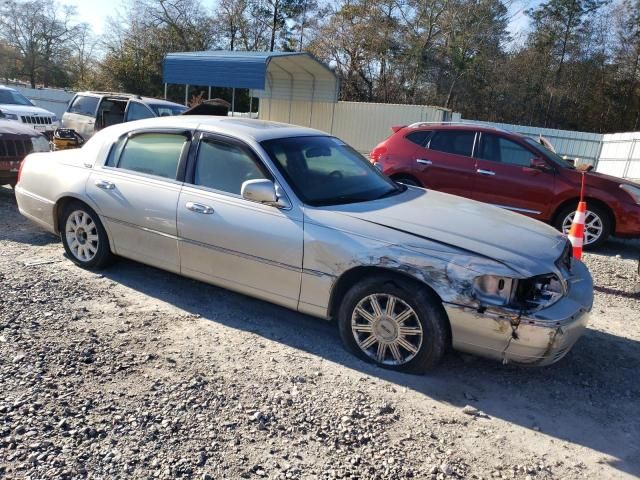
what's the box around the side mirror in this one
[529,157,551,172]
[241,179,290,208]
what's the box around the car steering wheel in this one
[329,170,343,180]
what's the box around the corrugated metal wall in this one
[598,132,640,180]
[13,86,74,118]
[259,99,451,153]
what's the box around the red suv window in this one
[478,134,533,166]
[405,130,432,146]
[428,130,475,157]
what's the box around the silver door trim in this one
[492,204,542,215]
[104,216,179,240]
[477,169,496,176]
[416,159,432,165]
[179,236,301,273]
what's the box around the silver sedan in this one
[15,117,593,373]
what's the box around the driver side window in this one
[193,138,267,195]
[479,134,534,167]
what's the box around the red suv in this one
[371,123,640,247]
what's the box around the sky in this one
[61,0,123,35]
[66,0,534,40]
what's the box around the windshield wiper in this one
[376,185,405,199]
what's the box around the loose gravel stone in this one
[0,186,638,479]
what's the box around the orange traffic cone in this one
[567,201,587,260]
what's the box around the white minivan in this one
[61,91,187,141]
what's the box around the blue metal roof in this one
[163,51,322,89]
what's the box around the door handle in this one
[186,202,214,214]
[94,179,115,190]
[477,169,496,176]
[416,159,432,165]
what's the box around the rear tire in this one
[338,275,449,374]
[60,201,113,269]
[554,203,611,249]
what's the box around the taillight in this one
[370,146,386,162]
[17,157,26,185]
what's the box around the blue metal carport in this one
[163,51,338,114]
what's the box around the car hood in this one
[560,166,640,187]
[0,104,55,116]
[315,187,568,277]
[0,119,40,136]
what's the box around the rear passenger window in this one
[193,139,267,195]
[428,131,475,157]
[116,133,187,179]
[105,136,127,167]
[68,95,99,117]
[405,131,432,146]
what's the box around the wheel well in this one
[390,173,422,186]
[552,197,616,232]
[53,196,87,233]
[327,266,451,341]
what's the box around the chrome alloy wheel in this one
[65,210,99,262]
[562,210,604,246]
[351,293,424,366]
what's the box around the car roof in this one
[75,91,185,108]
[405,121,519,136]
[93,116,328,144]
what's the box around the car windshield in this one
[261,136,403,207]
[523,137,576,169]
[0,89,34,106]
[149,104,187,117]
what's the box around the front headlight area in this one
[474,274,565,311]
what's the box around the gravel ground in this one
[0,185,639,480]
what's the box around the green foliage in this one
[2,0,640,132]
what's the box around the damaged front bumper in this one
[445,260,593,366]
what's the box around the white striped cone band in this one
[574,211,586,224]
[568,234,583,248]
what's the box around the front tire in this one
[338,275,449,374]
[60,201,113,269]
[554,203,611,249]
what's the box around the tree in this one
[528,0,606,76]
[0,0,45,87]
[0,41,21,82]
[610,0,640,129]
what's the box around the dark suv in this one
[0,118,50,188]
[371,123,640,247]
